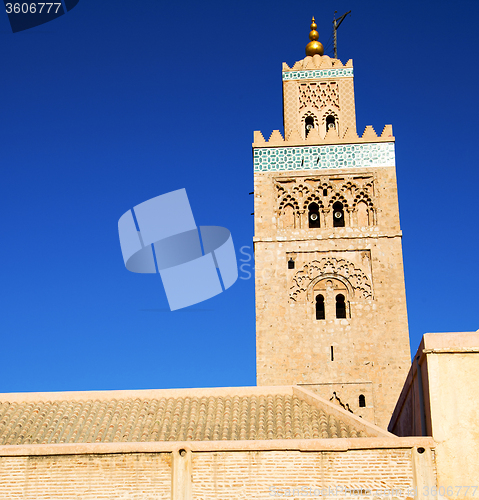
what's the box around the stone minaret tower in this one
[253,19,411,429]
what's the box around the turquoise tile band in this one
[253,143,395,172]
[282,68,354,80]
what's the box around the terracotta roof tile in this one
[0,387,385,445]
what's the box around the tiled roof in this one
[0,387,385,446]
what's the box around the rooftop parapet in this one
[283,54,353,73]
[253,124,394,148]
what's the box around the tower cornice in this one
[252,232,403,243]
[253,125,394,149]
[282,54,353,74]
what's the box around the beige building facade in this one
[254,50,410,430]
[390,331,479,494]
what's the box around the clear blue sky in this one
[1,0,478,393]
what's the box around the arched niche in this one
[356,200,369,227]
[281,204,295,228]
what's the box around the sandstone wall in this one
[390,332,479,498]
[0,445,432,500]
[254,166,411,430]
[0,452,171,499]
[193,449,414,499]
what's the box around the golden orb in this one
[305,17,324,56]
[306,40,324,56]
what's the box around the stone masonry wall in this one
[0,443,437,500]
[0,453,171,500]
[254,166,411,430]
[192,449,414,500]
[282,76,356,140]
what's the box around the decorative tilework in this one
[253,143,395,172]
[282,68,354,81]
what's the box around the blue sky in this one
[0,0,478,393]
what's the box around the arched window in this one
[333,201,345,227]
[308,202,320,228]
[336,294,346,318]
[316,294,325,320]
[359,394,366,408]
[305,116,315,137]
[326,115,336,133]
[288,258,295,269]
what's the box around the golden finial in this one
[305,16,324,56]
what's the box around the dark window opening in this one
[336,294,347,319]
[305,116,315,137]
[331,346,334,361]
[333,201,345,227]
[316,294,325,320]
[323,188,328,196]
[326,115,336,132]
[288,258,295,269]
[359,394,366,408]
[308,202,320,228]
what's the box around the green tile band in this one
[253,143,395,172]
[282,68,354,81]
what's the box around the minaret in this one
[253,19,411,429]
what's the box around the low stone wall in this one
[0,438,435,500]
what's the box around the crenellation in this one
[305,125,322,143]
[284,55,348,73]
[286,128,302,143]
[253,125,393,148]
[361,125,378,140]
[253,130,266,144]
[268,129,284,144]
[342,127,359,141]
[324,123,340,140]
[380,124,393,138]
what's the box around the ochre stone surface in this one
[390,331,479,497]
[0,448,422,500]
[282,56,356,140]
[192,449,415,500]
[0,453,171,500]
[254,54,411,430]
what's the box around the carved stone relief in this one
[289,254,373,302]
[275,174,377,228]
